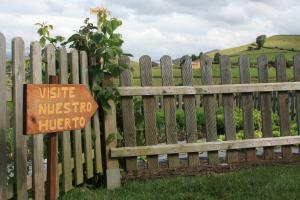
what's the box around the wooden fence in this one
[109,53,300,184]
[0,33,104,199]
[2,31,300,199]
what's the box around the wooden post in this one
[58,47,73,192]
[46,75,59,200]
[239,55,256,161]
[140,55,159,169]
[0,32,7,199]
[181,55,199,166]
[12,37,28,200]
[160,55,180,168]
[220,55,239,163]
[294,54,300,152]
[201,55,219,165]
[120,56,137,171]
[276,54,292,158]
[258,55,274,160]
[31,41,46,199]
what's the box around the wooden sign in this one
[24,84,98,135]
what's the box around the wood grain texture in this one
[103,75,121,189]
[70,49,84,184]
[30,42,46,200]
[58,47,73,192]
[119,56,137,171]
[294,54,300,137]
[139,55,159,169]
[201,55,219,165]
[160,55,179,168]
[118,82,300,96]
[45,44,59,198]
[86,55,105,173]
[181,55,199,166]
[0,32,7,200]
[12,37,28,200]
[220,55,239,163]
[77,51,94,179]
[111,136,300,157]
[257,55,274,160]
[239,55,256,161]
[276,54,292,158]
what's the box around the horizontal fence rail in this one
[111,136,300,157]
[118,82,300,96]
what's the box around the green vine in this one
[35,8,131,112]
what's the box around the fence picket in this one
[58,48,73,191]
[294,54,300,144]
[120,56,137,171]
[45,44,60,197]
[201,55,219,164]
[78,51,94,178]
[30,42,45,200]
[276,54,292,158]
[70,49,84,184]
[239,55,256,161]
[0,33,7,199]
[220,55,239,163]
[257,55,274,160]
[12,37,28,200]
[181,55,198,166]
[140,55,159,169]
[160,55,180,168]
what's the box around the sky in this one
[1,0,300,60]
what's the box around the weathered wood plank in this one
[276,54,292,158]
[12,37,28,200]
[294,54,300,141]
[119,56,137,171]
[0,32,7,200]
[111,136,300,157]
[139,55,159,169]
[76,51,94,179]
[58,47,73,192]
[220,55,238,163]
[181,55,199,166]
[160,55,179,168]
[258,55,274,160]
[103,75,121,189]
[86,55,105,173]
[45,44,59,198]
[70,49,84,184]
[239,55,256,161]
[30,42,45,200]
[118,82,300,96]
[201,55,219,164]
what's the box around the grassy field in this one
[59,165,300,200]
[125,63,295,86]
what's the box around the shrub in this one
[176,109,185,131]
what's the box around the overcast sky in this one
[1,0,300,60]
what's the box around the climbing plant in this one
[35,8,131,112]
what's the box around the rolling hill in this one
[207,35,300,63]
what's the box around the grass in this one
[59,165,300,200]
[116,61,295,86]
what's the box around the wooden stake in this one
[47,75,59,200]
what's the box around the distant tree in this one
[213,52,221,64]
[191,54,197,61]
[256,35,267,49]
[199,52,203,58]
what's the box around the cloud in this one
[1,0,300,59]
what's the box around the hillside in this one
[207,35,300,63]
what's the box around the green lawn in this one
[117,62,295,86]
[60,165,300,200]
